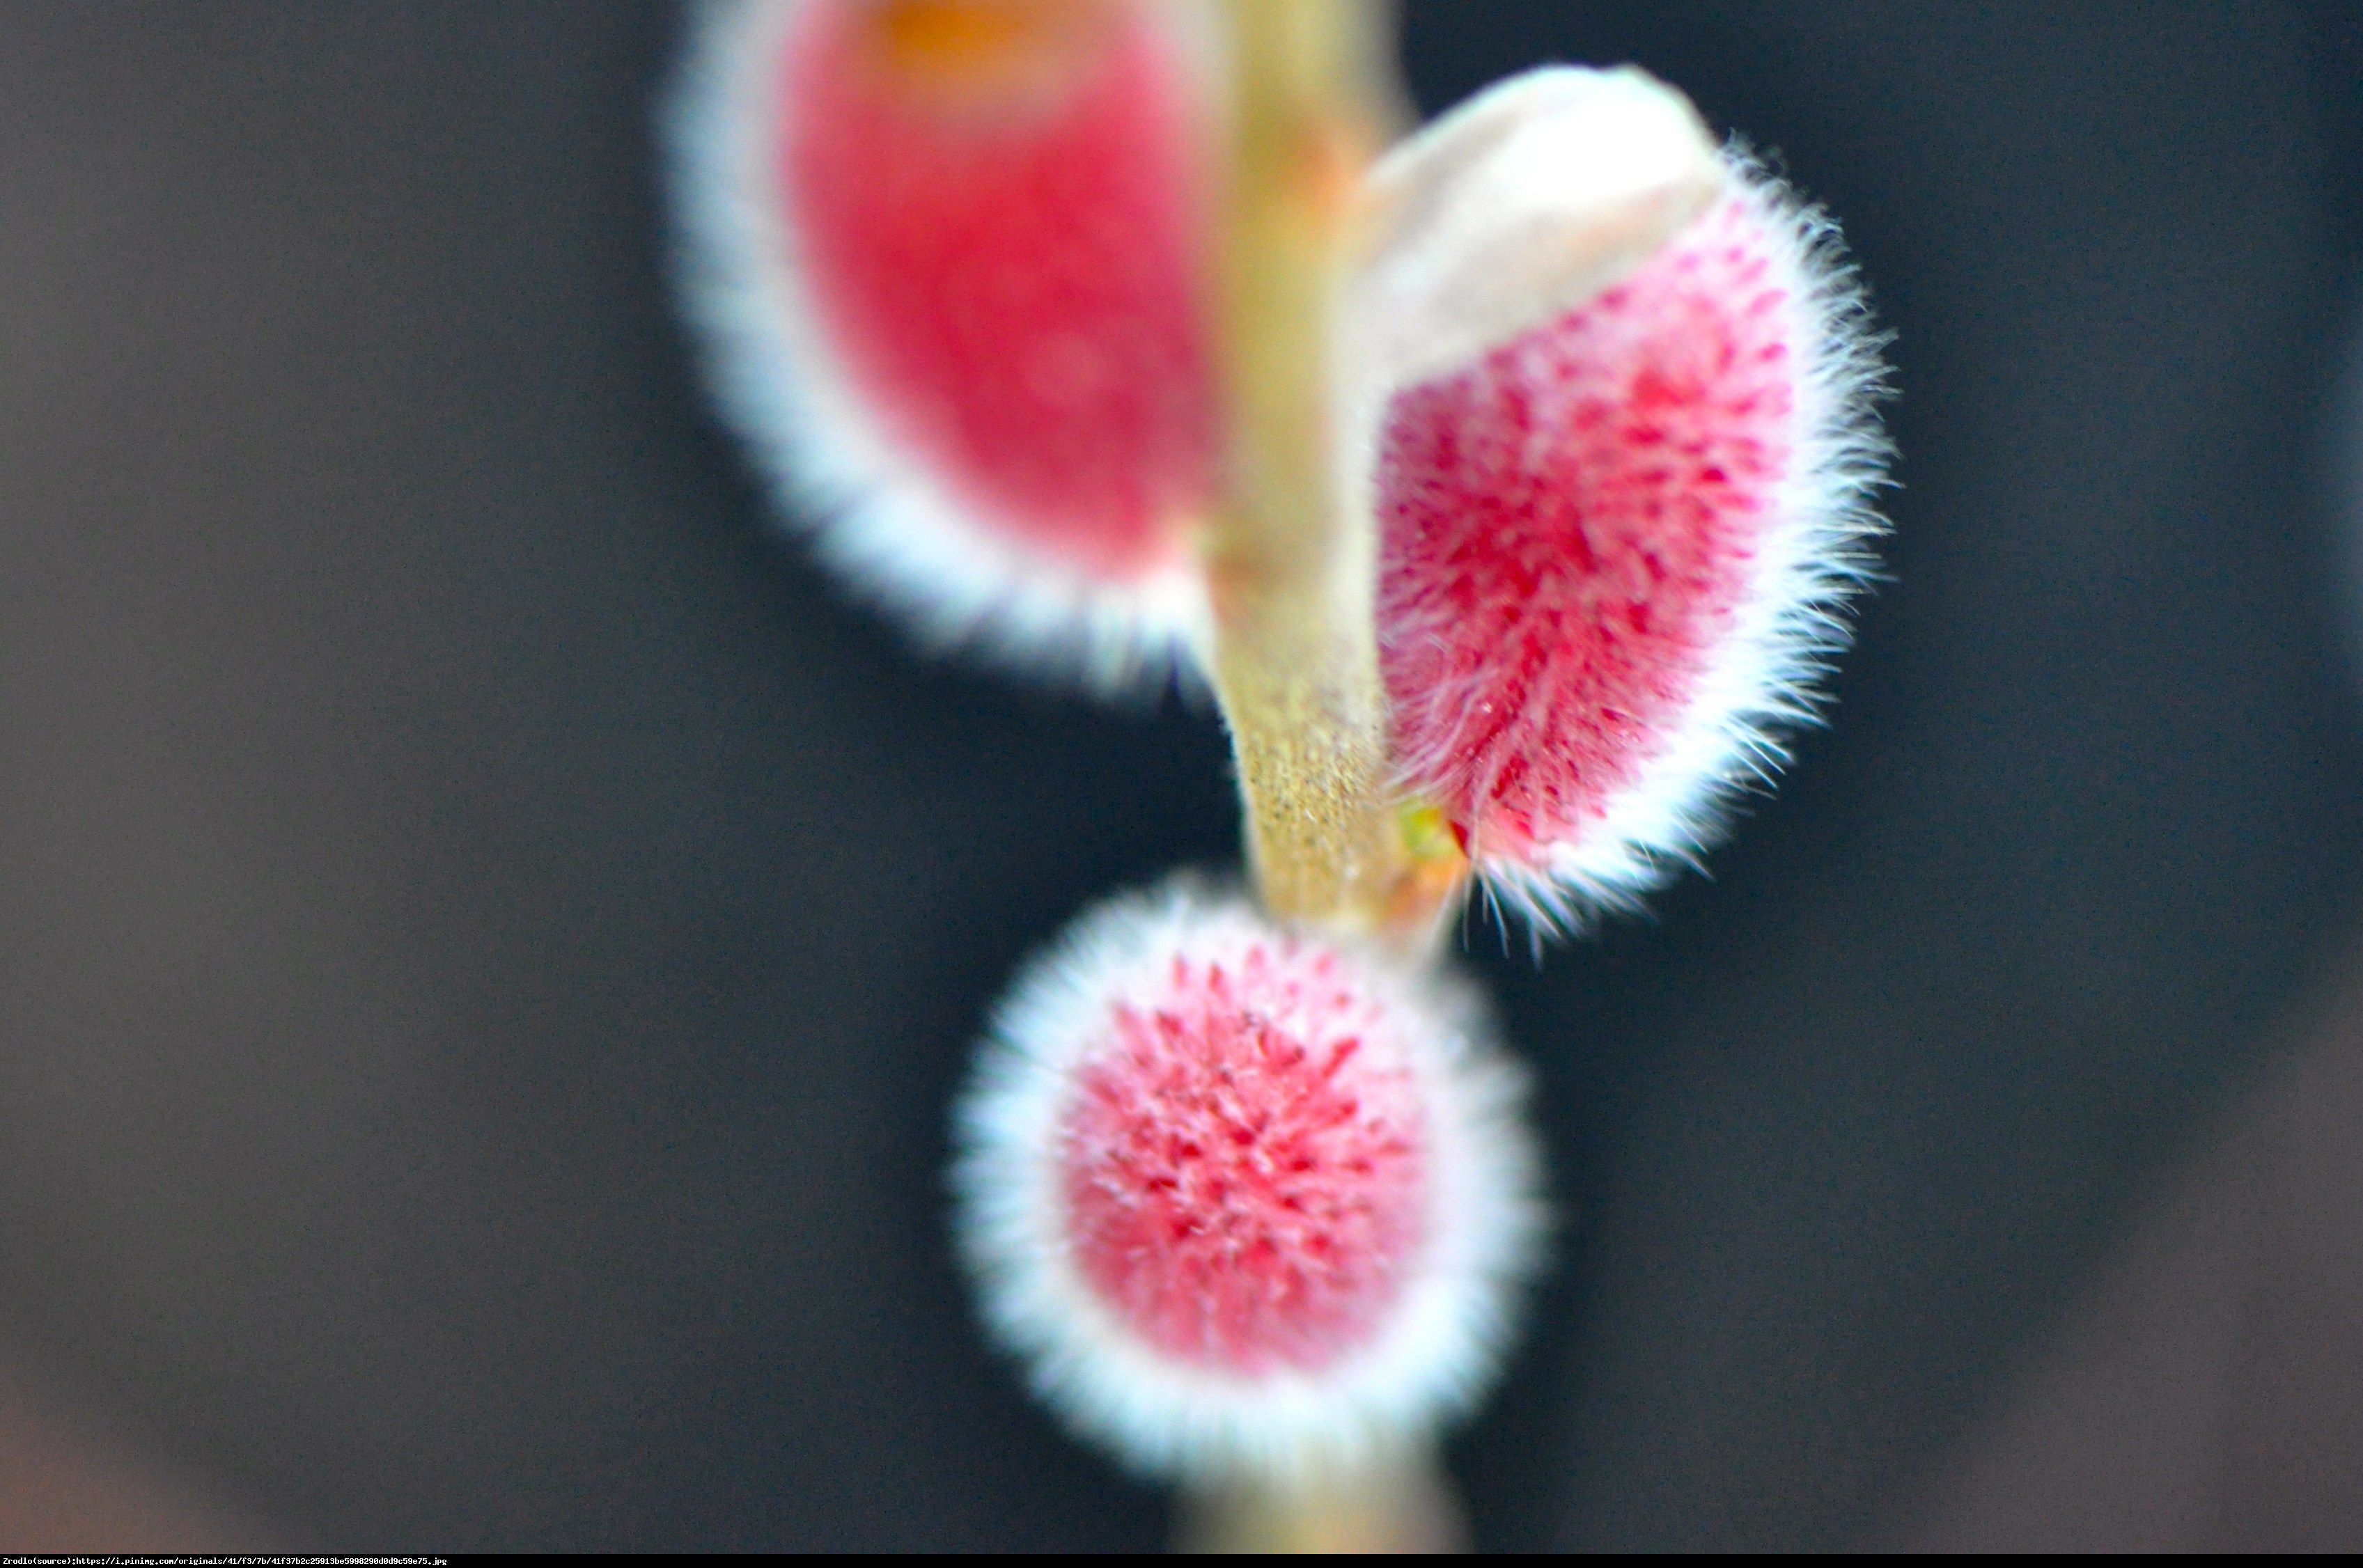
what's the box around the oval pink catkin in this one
[671,0,1222,684]
[1373,143,1888,928]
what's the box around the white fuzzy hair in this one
[662,0,1219,693]
[1417,146,1893,937]
[951,877,1547,1483]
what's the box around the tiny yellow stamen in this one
[1389,800,1470,931]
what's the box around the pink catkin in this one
[776,1,1218,582]
[956,879,1543,1473]
[1377,197,1800,872]
[1058,945,1428,1377]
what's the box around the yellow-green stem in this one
[1203,0,1460,938]
[1179,1453,1468,1553]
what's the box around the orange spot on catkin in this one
[871,0,1100,91]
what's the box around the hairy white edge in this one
[663,0,1219,693]
[952,879,1547,1482]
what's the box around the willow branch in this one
[1203,0,1460,939]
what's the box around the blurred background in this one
[5,0,2363,1549]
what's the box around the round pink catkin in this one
[1058,934,1432,1378]
[953,879,1544,1480]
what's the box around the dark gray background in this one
[3,1,2361,1549]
